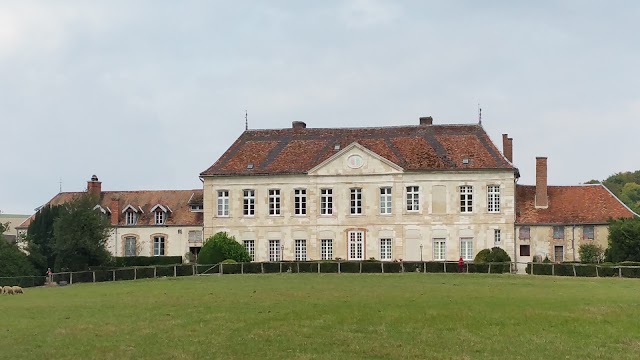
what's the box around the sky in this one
[1,0,639,215]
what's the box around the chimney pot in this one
[535,157,549,208]
[292,121,306,129]
[87,175,102,198]
[419,116,433,126]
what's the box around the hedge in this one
[384,262,403,273]
[361,261,383,273]
[112,256,183,268]
[0,276,46,288]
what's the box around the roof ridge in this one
[244,123,482,132]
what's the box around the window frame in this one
[268,189,281,216]
[380,238,392,261]
[583,225,595,240]
[487,185,501,213]
[520,245,531,257]
[124,236,137,257]
[459,185,473,213]
[350,188,363,215]
[154,210,165,225]
[125,211,137,226]
[268,240,281,262]
[460,238,474,261]
[519,226,531,240]
[494,229,502,246]
[153,236,165,256]
[433,239,446,261]
[294,239,307,261]
[294,189,307,216]
[243,189,256,216]
[217,190,230,217]
[321,239,333,260]
[406,186,420,212]
[243,240,255,261]
[379,187,392,215]
[553,225,565,240]
[348,231,364,260]
[320,188,333,216]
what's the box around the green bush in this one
[474,249,491,263]
[197,232,251,265]
[426,262,445,273]
[115,268,135,281]
[383,262,402,273]
[320,262,339,273]
[554,264,575,276]
[474,247,512,263]
[222,259,237,264]
[471,263,490,274]
[298,262,317,273]
[361,261,383,273]
[403,262,424,273]
[221,263,242,274]
[243,262,263,274]
[156,265,174,277]
[579,244,604,264]
[136,267,155,279]
[574,264,597,277]
[339,261,360,273]
[530,263,553,275]
[262,262,281,273]
[112,256,183,267]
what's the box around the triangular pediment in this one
[308,142,403,176]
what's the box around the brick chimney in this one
[292,121,307,129]
[502,134,513,163]
[87,175,102,199]
[535,157,548,208]
[419,116,433,126]
[110,196,120,226]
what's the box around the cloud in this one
[339,0,402,28]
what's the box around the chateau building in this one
[200,118,519,263]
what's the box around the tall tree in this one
[53,194,112,271]
[0,223,36,277]
[26,204,62,273]
[589,170,640,214]
[606,217,640,262]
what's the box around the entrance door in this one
[554,246,564,263]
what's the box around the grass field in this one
[1,274,639,360]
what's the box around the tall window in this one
[125,211,137,225]
[294,189,307,215]
[380,238,392,261]
[269,240,281,261]
[460,186,473,213]
[243,240,255,261]
[519,226,531,240]
[321,239,333,260]
[406,186,420,212]
[487,185,500,213]
[553,226,565,240]
[348,231,364,260]
[124,236,136,257]
[460,238,473,261]
[217,190,229,217]
[155,211,165,225]
[433,239,446,261]
[583,225,595,240]
[243,189,255,216]
[554,246,564,262]
[494,229,502,246]
[269,189,281,216]
[153,236,165,256]
[295,240,307,261]
[380,187,392,214]
[188,231,202,243]
[320,189,333,215]
[350,188,363,215]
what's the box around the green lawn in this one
[1,274,639,360]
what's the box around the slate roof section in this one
[516,184,637,225]
[16,190,203,229]
[201,124,515,176]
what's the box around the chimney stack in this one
[535,157,548,208]
[110,196,120,226]
[87,175,102,199]
[292,121,307,129]
[502,134,513,163]
[419,116,433,126]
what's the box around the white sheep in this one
[3,286,15,295]
[12,286,23,294]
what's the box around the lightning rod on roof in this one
[245,110,248,131]
[478,104,482,125]
[59,178,62,193]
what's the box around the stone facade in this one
[515,224,608,263]
[108,225,203,258]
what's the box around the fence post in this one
[192,265,196,276]
[92,271,96,283]
[401,261,405,273]
[552,264,555,276]
[261,263,264,274]
[573,265,577,277]
[381,262,384,273]
[154,266,157,278]
[134,268,137,280]
[241,263,244,274]
[338,262,341,274]
[466,264,469,274]
[174,266,177,278]
[70,272,73,285]
[596,266,599,277]
[619,267,622,278]
[359,262,362,274]
[112,270,116,281]
[488,264,491,274]
[443,262,447,273]
[220,263,223,275]
[318,262,320,274]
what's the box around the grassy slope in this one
[1,274,639,360]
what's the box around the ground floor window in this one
[321,239,333,260]
[153,236,165,256]
[124,236,136,257]
[554,246,564,262]
[348,231,364,260]
[433,239,446,261]
[494,229,501,246]
[520,245,531,257]
[269,240,281,262]
[460,238,473,261]
[295,240,307,261]
[243,240,255,261]
[380,238,392,261]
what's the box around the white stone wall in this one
[516,224,609,262]
[204,146,516,262]
[106,225,203,259]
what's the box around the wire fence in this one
[525,262,640,278]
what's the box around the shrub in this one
[339,261,360,273]
[112,256,183,267]
[383,262,402,273]
[197,232,251,265]
[542,256,552,263]
[474,247,512,263]
[579,244,604,263]
[320,262,339,273]
[426,261,445,273]
[222,259,237,264]
[361,261,383,273]
[474,249,491,263]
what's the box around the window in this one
[519,226,531,240]
[433,239,446,261]
[494,229,502,246]
[406,186,420,212]
[583,225,595,240]
[125,211,137,225]
[320,189,333,215]
[460,238,473,261]
[155,211,165,225]
[124,237,136,257]
[188,231,203,243]
[460,186,473,213]
[294,189,307,215]
[321,239,333,260]
[350,188,363,215]
[243,240,255,261]
[554,246,564,262]
[487,185,500,213]
[190,204,203,212]
[153,236,165,256]
[520,245,531,257]
[348,231,364,260]
[295,240,307,261]
[553,226,565,240]
[217,190,230,217]
[380,239,392,261]
[269,189,281,216]
[243,190,255,216]
[268,240,281,261]
[380,187,392,214]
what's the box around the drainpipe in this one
[572,225,576,261]
[513,176,519,271]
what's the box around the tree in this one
[473,247,512,263]
[595,170,640,214]
[605,217,640,263]
[198,232,251,264]
[0,223,36,277]
[578,243,604,263]
[25,204,63,273]
[53,194,112,271]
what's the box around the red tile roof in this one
[16,190,203,229]
[201,124,515,176]
[516,184,637,225]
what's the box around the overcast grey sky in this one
[1,0,638,214]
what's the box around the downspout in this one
[513,173,519,271]
[572,224,576,261]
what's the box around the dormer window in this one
[155,210,165,225]
[190,204,203,212]
[122,205,141,226]
[150,204,171,225]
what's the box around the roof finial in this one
[478,104,482,125]
[245,110,248,131]
[59,178,62,193]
